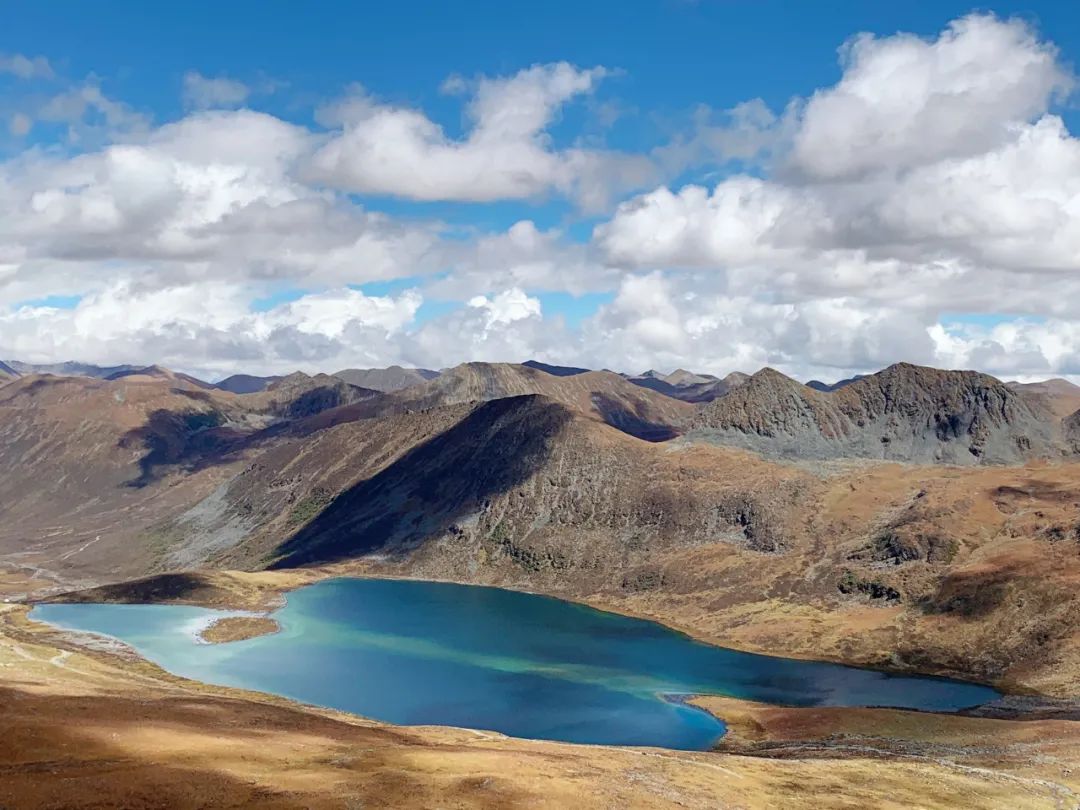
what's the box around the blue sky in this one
[6,1,1078,118]
[1,3,1079,380]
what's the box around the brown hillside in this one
[1009,378,1080,421]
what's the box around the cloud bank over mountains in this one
[1,14,1079,382]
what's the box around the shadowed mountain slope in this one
[691,363,1059,464]
[185,394,806,571]
[271,396,580,566]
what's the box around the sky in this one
[1,1,1079,383]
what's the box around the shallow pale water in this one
[32,577,998,750]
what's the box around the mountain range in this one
[4,358,1080,701]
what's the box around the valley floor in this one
[4,578,1080,809]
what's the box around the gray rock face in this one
[690,363,1061,465]
[1064,409,1080,454]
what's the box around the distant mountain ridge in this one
[627,369,749,403]
[805,374,868,392]
[1006,378,1080,421]
[5,355,1079,467]
[521,360,591,377]
[214,374,282,394]
[6,360,140,378]
[333,365,440,392]
[372,362,695,442]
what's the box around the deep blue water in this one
[31,577,998,750]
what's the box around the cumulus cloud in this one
[4,14,1080,384]
[305,63,657,208]
[0,283,424,379]
[791,14,1073,179]
[8,112,31,137]
[0,53,54,80]
[0,109,441,305]
[592,13,1080,381]
[35,79,149,142]
[182,71,251,110]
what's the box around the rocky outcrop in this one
[1065,409,1080,454]
[691,363,1060,465]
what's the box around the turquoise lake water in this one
[31,577,999,750]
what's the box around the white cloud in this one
[790,14,1074,178]
[305,63,657,208]
[588,14,1080,381]
[467,288,542,329]
[0,53,54,80]
[8,113,31,137]
[182,71,251,110]
[4,14,1080,385]
[0,283,424,379]
[0,110,441,299]
[36,79,149,142]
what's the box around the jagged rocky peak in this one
[692,362,1060,465]
[832,363,1026,420]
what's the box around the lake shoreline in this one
[31,576,1002,751]
[37,566,1031,700]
